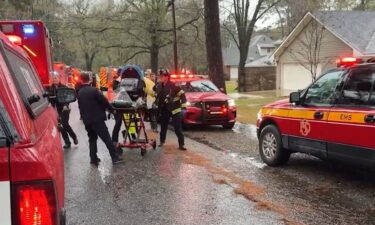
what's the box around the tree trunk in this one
[360,0,366,10]
[85,52,96,71]
[204,0,226,93]
[150,45,159,73]
[238,55,247,93]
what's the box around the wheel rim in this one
[262,133,277,159]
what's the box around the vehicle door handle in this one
[314,111,324,119]
[365,114,375,123]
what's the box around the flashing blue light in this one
[23,24,35,35]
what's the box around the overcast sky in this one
[60,0,277,28]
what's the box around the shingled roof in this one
[313,11,375,55]
[274,11,375,58]
[222,35,275,66]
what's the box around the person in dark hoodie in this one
[77,72,123,165]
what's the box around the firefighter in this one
[77,72,123,165]
[50,73,78,149]
[156,69,187,150]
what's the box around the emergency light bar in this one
[336,57,363,67]
[23,24,35,35]
[171,74,195,79]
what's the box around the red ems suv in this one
[257,57,375,168]
[0,26,74,224]
[171,74,237,129]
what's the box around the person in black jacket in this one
[77,72,123,165]
[156,69,187,150]
[51,74,78,149]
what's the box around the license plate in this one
[210,111,223,115]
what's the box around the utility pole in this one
[168,0,178,73]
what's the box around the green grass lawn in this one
[225,80,237,94]
[225,81,285,124]
[235,96,285,124]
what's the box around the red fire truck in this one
[53,62,68,85]
[0,20,54,88]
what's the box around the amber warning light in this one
[6,35,22,45]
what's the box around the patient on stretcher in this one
[111,84,146,109]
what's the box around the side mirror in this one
[28,94,40,105]
[289,91,301,105]
[56,87,76,104]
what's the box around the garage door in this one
[230,67,238,80]
[281,64,321,92]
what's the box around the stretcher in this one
[111,64,156,156]
[112,101,156,156]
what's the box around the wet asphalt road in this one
[65,103,375,225]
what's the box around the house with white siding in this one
[274,11,375,96]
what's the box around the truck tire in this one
[259,124,290,166]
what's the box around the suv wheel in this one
[259,125,290,166]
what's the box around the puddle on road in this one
[164,145,304,225]
[97,164,113,184]
[232,122,258,139]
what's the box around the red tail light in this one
[12,181,57,225]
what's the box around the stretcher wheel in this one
[152,140,156,150]
[141,148,147,156]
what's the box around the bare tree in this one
[287,19,328,81]
[115,0,201,72]
[226,0,280,92]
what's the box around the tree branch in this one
[123,50,149,63]
[256,0,282,21]
[157,14,201,32]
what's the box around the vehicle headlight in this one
[257,111,262,120]
[228,99,236,107]
[186,101,192,107]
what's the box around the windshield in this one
[178,80,219,93]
